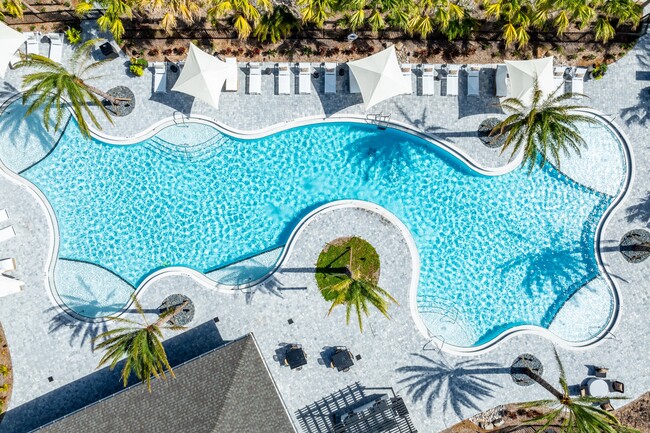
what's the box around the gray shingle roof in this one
[35,333,296,433]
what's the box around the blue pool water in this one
[14,117,615,347]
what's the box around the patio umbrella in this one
[347,45,410,110]
[504,57,555,106]
[171,43,232,109]
[0,22,27,79]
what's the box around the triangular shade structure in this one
[348,45,410,110]
[171,43,231,109]
[0,22,27,79]
[504,57,555,105]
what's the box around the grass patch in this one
[316,236,380,295]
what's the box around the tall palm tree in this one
[137,0,203,34]
[490,78,597,172]
[338,0,413,32]
[16,40,120,139]
[76,0,133,42]
[407,0,466,39]
[593,0,641,42]
[483,0,534,47]
[94,297,188,391]
[253,5,301,43]
[516,349,640,433]
[318,241,398,332]
[209,0,271,39]
[296,0,338,27]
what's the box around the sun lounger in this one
[324,62,336,94]
[467,65,480,96]
[349,69,360,94]
[601,402,614,412]
[46,33,63,63]
[612,381,624,393]
[25,32,39,56]
[421,64,435,96]
[572,67,587,94]
[248,62,261,94]
[224,57,238,92]
[152,62,167,93]
[0,258,16,273]
[298,62,311,94]
[277,62,290,95]
[553,67,567,94]
[0,226,15,243]
[495,64,508,97]
[401,63,412,94]
[595,366,609,378]
[0,209,7,223]
[445,65,460,96]
[0,275,23,297]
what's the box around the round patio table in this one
[588,378,609,397]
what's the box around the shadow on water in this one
[1,321,226,433]
[396,353,504,419]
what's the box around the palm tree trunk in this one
[83,83,125,105]
[519,367,565,400]
[154,300,189,327]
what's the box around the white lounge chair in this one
[152,62,167,93]
[401,63,412,94]
[0,209,7,223]
[0,258,16,274]
[25,32,39,56]
[298,62,311,94]
[46,33,63,63]
[445,65,460,96]
[421,64,435,96]
[0,275,23,297]
[554,67,567,94]
[0,226,15,243]
[324,62,336,94]
[225,57,238,92]
[572,67,587,94]
[495,64,508,97]
[248,62,261,94]
[467,65,480,96]
[277,63,290,95]
[349,69,360,94]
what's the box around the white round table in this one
[588,378,609,397]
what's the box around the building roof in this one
[35,333,296,433]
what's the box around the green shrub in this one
[0,365,8,376]
[129,65,144,76]
[65,27,82,45]
[591,63,608,80]
[130,57,148,68]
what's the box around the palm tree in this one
[407,0,466,39]
[516,349,640,433]
[93,297,188,391]
[593,0,641,42]
[296,0,338,27]
[483,0,534,47]
[337,0,413,32]
[16,40,121,139]
[490,78,597,172]
[209,0,271,39]
[0,0,24,19]
[76,0,133,42]
[253,5,301,43]
[318,241,398,332]
[137,0,202,35]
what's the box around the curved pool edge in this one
[0,93,631,353]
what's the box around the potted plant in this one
[129,57,149,77]
[591,63,608,80]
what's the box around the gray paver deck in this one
[0,23,649,433]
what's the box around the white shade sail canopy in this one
[347,45,410,110]
[504,57,555,105]
[171,43,231,109]
[0,22,27,79]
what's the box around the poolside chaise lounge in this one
[0,226,15,243]
[298,62,311,94]
[0,275,23,297]
[421,64,435,96]
[225,57,238,92]
[46,33,63,63]
[553,66,567,94]
[349,68,360,94]
[467,65,480,96]
[445,64,460,96]
[401,63,412,94]
[601,401,614,412]
[152,62,167,93]
[612,381,624,393]
[495,64,508,97]
[0,208,7,223]
[572,67,587,93]
[595,366,609,377]
[324,62,336,94]
[248,62,262,94]
[0,258,16,274]
[25,32,39,56]
[277,62,290,95]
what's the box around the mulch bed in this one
[0,323,13,421]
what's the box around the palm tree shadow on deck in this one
[396,353,505,419]
[624,190,650,226]
[620,86,650,126]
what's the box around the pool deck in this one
[0,23,649,432]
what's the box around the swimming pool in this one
[0,103,625,347]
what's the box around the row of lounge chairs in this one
[0,208,24,297]
[10,32,64,66]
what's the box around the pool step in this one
[417,296,459,323]
[145,134,232,161]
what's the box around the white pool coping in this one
[0,94,632,355]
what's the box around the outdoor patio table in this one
[588,378,609,397]
[285,347,307,370]
[331,349,354,372]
